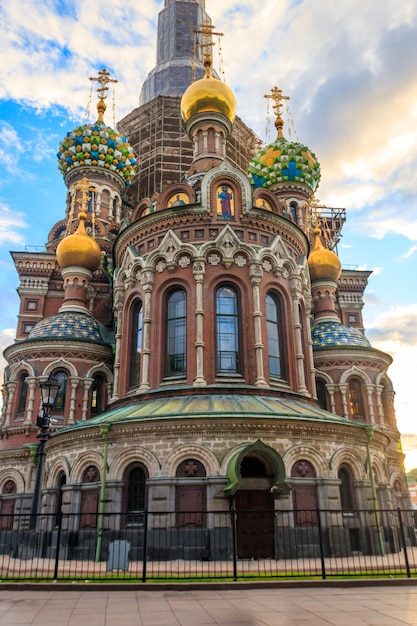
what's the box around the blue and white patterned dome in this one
[312,320,371,349]
[28,311,110,345]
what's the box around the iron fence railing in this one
[0,507,416,582]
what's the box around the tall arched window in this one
[17,373,29,414]
[216,285,240,374]
[122,463,148,526]
[130,300,143,388]
[338,464,356,512]
[265,293,284,379]
[52,372,67,413]
[316,379,328,411]
[348,378,365,420]
[165,289,187,377]
[91,374,105,415]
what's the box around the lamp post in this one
[29,374,61,530]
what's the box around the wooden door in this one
[176,485,205,527]
[235,490,275,558]
[292,485,318,526]
[79,489,99,529]
[0,500,15,531]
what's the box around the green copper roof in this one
[58,394,359,433]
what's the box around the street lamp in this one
[29,374,61,530]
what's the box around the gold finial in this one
[264,86,290,138]
[66,177,97,237]
[191,21,224,78]
[89,68,118,123]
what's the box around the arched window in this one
[165,289,187,377]
[176,459,207,527]
[18,372,29,414]
[55,472,66,525]
[91,374,106,415]
[338,464,356,512]
[122,463,148,526]
[265,292,284,379]
[316,379,328,410]
[130,300,143,388]
[348,378,365,420]
[216,285,240,374]
[52,372,67,413]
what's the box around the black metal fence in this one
[0,507,416,582]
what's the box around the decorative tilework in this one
[248,137,321,192]
[57,122,137,186]
[28,311,110,344]
[312,320,371,349]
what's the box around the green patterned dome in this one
[312,320,371,349]
[57,121,137,187]
[248,136,321,192]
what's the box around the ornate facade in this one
[0,0,410,559]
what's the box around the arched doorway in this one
[235,456,275,559]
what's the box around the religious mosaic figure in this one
[217,185,233,219]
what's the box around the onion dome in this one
[57,70,137,187]
[56,211,101,272]
[308,227,341,282]
[312,320,371,349]
[248,87,320,192]
[28,311,111,345]
[181,57,236,124]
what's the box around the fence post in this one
[53,511,63,580]
[230,504,237,582]
[142,509,148,583]
[397,508,411,578]
[316,507,326,580]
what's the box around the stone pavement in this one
[0,583,417,625]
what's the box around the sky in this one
[1,0,417,467]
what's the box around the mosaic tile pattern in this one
[312,320,371,349]
[248,137,321,192]
[29,311,109,343]
[57,122,137,186]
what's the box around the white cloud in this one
[0,203,28,244]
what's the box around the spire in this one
[140,0,218,104]
[264,86,290,139]
[89,68,118,123]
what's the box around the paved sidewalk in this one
[1,584,417,625]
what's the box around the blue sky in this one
[1,0,417,466]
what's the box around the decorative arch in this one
[9,360,36,381]
[329,447,365,479]
[0,468,25,493]
[283,445,329,477]
[201,159,252,215]
[163,444,220,477]
[70,451,104,484]
[339,365,371,385]
[110,446,161,480]
[223,440,289,497]
[46,456,71,487]
[43,358,78,379]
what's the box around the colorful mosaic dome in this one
[312,321,371,349]
[57,122,137,186]
[248,137,321,192]
[28,311,110,345]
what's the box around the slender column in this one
[290,275,308,394]
[339,383,349,419]
[304,293,316,397]
[4,382,16,426]
[375,385,383,424]
[68,377,79,424]
[24,377,37,425]
[326,383,337,414]
[365,384,375,424]
[193,259,206,387]
[249,263,268,387]
[139,270,155,391]
[81,378,93,420]
[111,296,123,401]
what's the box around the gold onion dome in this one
[181,58,236,124]
[56,211,102,272]
[308,227,342,282]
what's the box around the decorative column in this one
[139,270,154,392]
[68,377,79,424]
[24,377,37,425]
[111,287,124,401]
[193,259,206,387]
[290,274,308,395]
[327,383,337,413]
[4,382,16,426]
[339,383,349,419]
[81,378,93,420]
[304,292,316,397]
[375,385,383,424]
[365,384,375,424]
[249,262,267,388]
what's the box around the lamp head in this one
[40,374,61,409]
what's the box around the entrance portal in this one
[235,490,275,558]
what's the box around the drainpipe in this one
[95,423,110,563]
[364,425,385,556]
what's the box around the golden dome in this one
[56,212,101,272]
[181,58,236,124]
[308,227,342,282]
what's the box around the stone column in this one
[4,382,16,426]
[365,384,375,424]
[193,259,206,387]
[81,378,93,420]
[68,377,80,424]
[339,383,349,419]
[139,270,155,392]
[290,275,308,395]
[249,262,267,388]
[24,377,37,425]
